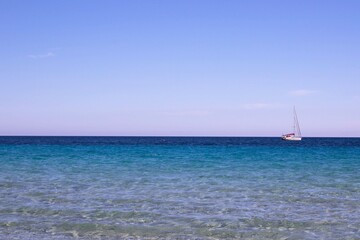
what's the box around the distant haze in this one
[1,1,359,137]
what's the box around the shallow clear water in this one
[0,137,359,239]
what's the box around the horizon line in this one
[0,135,359,138]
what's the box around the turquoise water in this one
[0,137,359,239]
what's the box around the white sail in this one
[282,107,302,141]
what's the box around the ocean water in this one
[0,137,359,240]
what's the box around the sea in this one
[0,137,359,239]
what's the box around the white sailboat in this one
[282,107,302,141]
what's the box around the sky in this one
[0,0,359,137]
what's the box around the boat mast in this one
[294,106,302,137]
[293,106,296,134]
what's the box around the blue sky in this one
[0,0,359,136]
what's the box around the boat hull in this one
[281,136,302,141]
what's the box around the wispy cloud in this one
[28,52,55,59]
[240,103,274,110]
[288,89,317,96]
[162,110,211,117]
